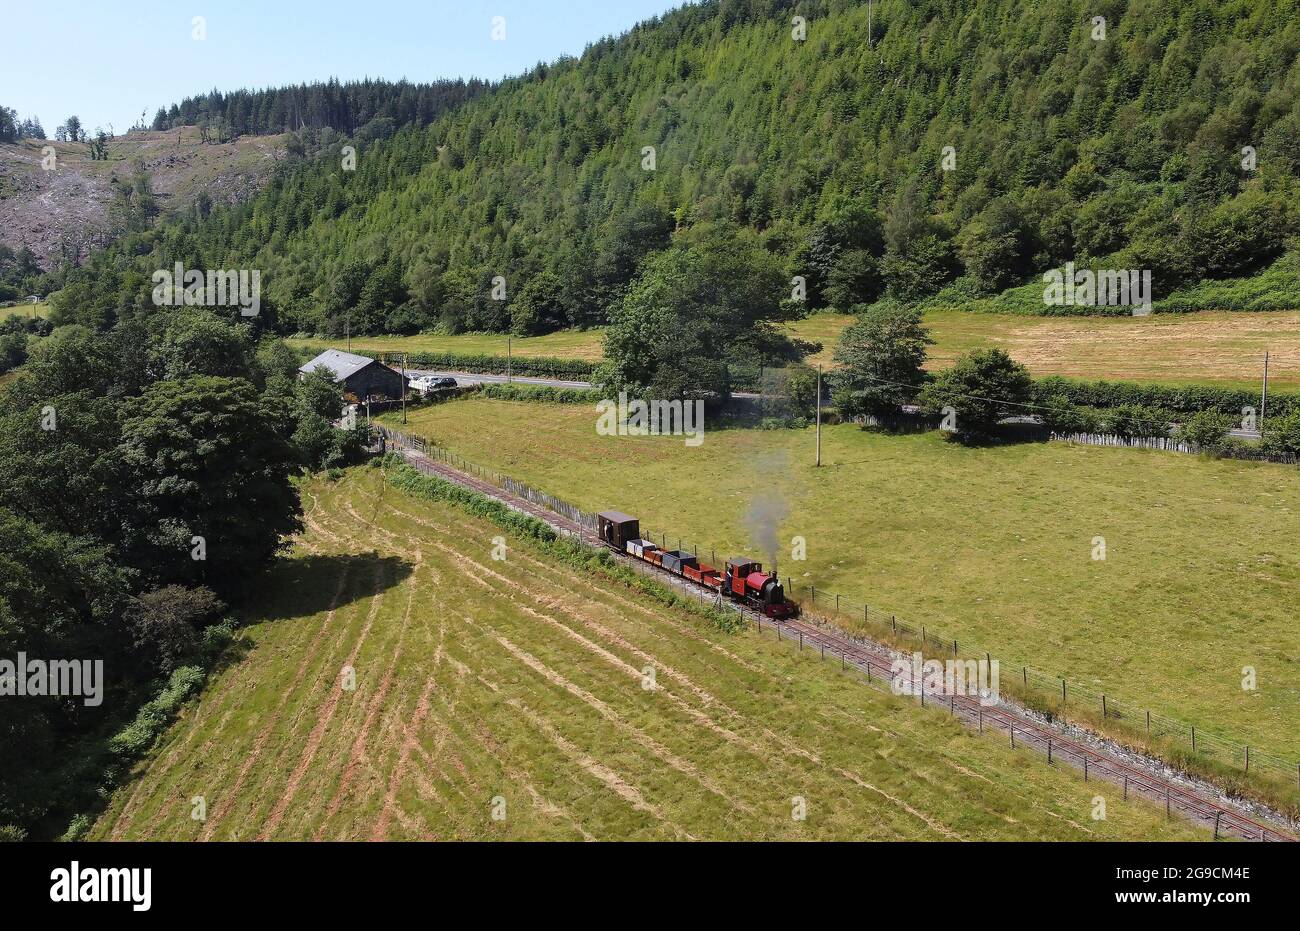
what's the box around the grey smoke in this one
[742,452,790,569]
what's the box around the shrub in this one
[1038,393,1099,434]
[918,348,1033,443]
[1101,404,1173,438]
[1173,411,1235,450]
[1261,409,1300,456]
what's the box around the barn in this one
[299,349,408,401]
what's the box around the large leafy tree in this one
[831,306,933,421]
[116,375,302,593]
[598,230,788,399]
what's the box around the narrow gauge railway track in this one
[388,443,1295,842]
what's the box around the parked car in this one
[409,375,457,395]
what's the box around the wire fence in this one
[375,423,1300,795]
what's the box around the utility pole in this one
[345,312,351,351]
[507,336,513,384]
[1260,351,1270,435]
[400,352,407,425]
[815,364,822,467]
[868,0,873,48]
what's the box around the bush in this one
[1038,393,1100,434]
[1101,404,1174,438]
[1261,409,1300,456]
[478,384,605,404]
[1173,410,1235,450]
[918,348,1033,443]
[125,585,224,676]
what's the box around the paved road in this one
[408,369,765,399]
[407,369,594,390]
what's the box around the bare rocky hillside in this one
[0,126,286,268]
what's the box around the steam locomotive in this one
[597,511,798,619]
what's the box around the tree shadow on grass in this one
[242,552,416,627]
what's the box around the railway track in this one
[387,441,1295,842]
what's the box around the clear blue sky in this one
[3,0,689,136]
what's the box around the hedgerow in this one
[477,384,605,404]
[1032,376,1295,419]
[381,457,746,633]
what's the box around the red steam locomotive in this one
[597,511,797,619]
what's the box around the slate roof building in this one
[299,349,408,401]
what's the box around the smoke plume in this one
[742,452,790,570]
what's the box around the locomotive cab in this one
[725,558,796,618]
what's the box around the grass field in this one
[387,398,1300,765]
[285,329,605,362]
[91,467,1200,840]
[288,307,1299,390]
[1,301,46,321]
[787,310,1296,390]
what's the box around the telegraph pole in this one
[815,364,822,467]
[508,336,513,384]
[1260,351,1270,434]
[400,352,408,425]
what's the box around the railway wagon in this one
[597,510,797,619]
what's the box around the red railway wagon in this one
[597,510,796,618]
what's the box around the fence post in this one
[1245,746,1249,773]
[1166,788,1171,818]
[1123,776,1128,801]
[1061,678,1066,703]
[835,594,839,614]
[1191,726,1196,753]
[1083,757,1088,781]
[1101,694,1106,718]
[1010,727,1015,749]
[1023,666,1027,687]
[1146,710,1150,738]
[1214,811,1221,840]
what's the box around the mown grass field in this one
[389,399,1300,764]
[285,328,605,362]
[786,310,1297,390]
[289,307,1300,390]
[91,467,1200,840]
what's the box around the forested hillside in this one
[150,77,488,140]
[52,0,1300,341]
